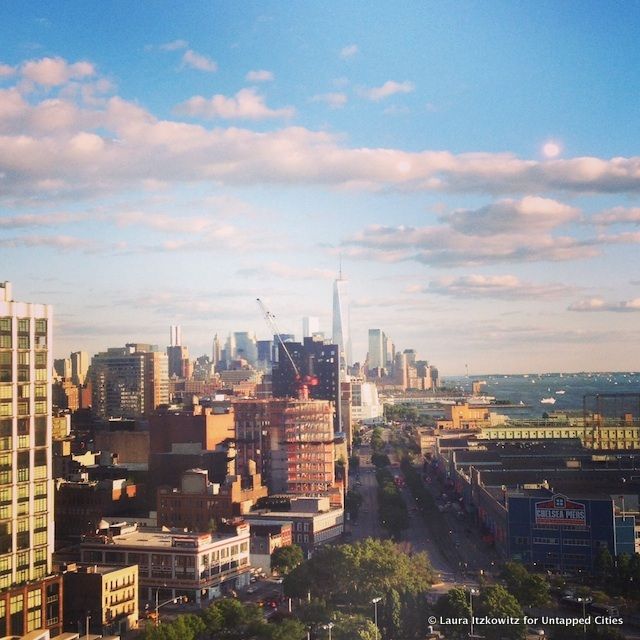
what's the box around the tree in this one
[594,546,614,578]
[345,489,364,520]
[371,452,391,468]
[332,612,378,640]
[477,585,525,640]
[266,618,307,640]
[272,544,304,576]
[501,561,549,607]
[434,588,471,640]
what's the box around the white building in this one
[332,276,351,372]
[80,521,251,604]
[0,281,54,586]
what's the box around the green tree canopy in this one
[272,544,304,576]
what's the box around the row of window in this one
[0,318,47,334]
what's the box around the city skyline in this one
[2,2,640,373]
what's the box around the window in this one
[0,556,11,573]
[27,608,41,632]
[27,589,41,610]
[35,319,46,334]
[0,386,11,400]
[0,336,11,349]
[33,531,47,546]
[17,319,29,334]
[34,418,46,447]
[0,318,10,332]
[17,335,29,349]
[17,352,29,366]
[10,595,23,613]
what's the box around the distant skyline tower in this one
[302,316,320,338]
[169,325,182,347]
[332,268,351,372]
[368,329,385,370]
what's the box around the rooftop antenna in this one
[338,253,342,280]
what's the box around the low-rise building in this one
[62,563,138,636]
[157,466,267,531]
[55,478,140,541]
[249,523,292,575]
[80,521,250,604]
[244,497,343,558]
[0,575,63,638]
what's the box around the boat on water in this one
[541,397,557,405]
[555,390,566,395]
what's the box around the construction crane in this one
[256,298,318,400]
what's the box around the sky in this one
[1,1,640,374]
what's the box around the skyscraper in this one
[302,316,320,338]
[167,326,190,379]
[368,329,385,371]
[0,282,63,636]
[332,274,351,373]
[70,350,89,385]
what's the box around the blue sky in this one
[2,1,640,373]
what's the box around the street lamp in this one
[372,597,382,640]
[468,587,480,638]
[576,597,587,637]
[322,622,334,640]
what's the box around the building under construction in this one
[233,398,337,496]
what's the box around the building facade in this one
[81,521,250,604]
[90,344,169,419]
[63,563,138,636]
[0,282,61,637]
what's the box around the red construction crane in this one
[256,298,318,400]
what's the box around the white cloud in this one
[592,206,640,225]
[568,297,640,312]
[0,234,95,251]
[5,62,640,204]
[246,69,274,82]
[21,57,95,86]
[176,88,295,119]
[344,222,600,267]
[159,39,189,51]
[445,196,580,235]
[0,64,15,77]
[362,80,415,101]
[0,212,86,228]
[237,262,334,280]
[181,50,217,72]
[310,92,347,109]
[340,44,359,59]
[424,274,574,299]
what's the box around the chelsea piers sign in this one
[534,494,587,526]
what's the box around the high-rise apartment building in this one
[0,282,63,636]
[90,344,168,419]
[331,275,351,372]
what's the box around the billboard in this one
[534,494,586,526]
